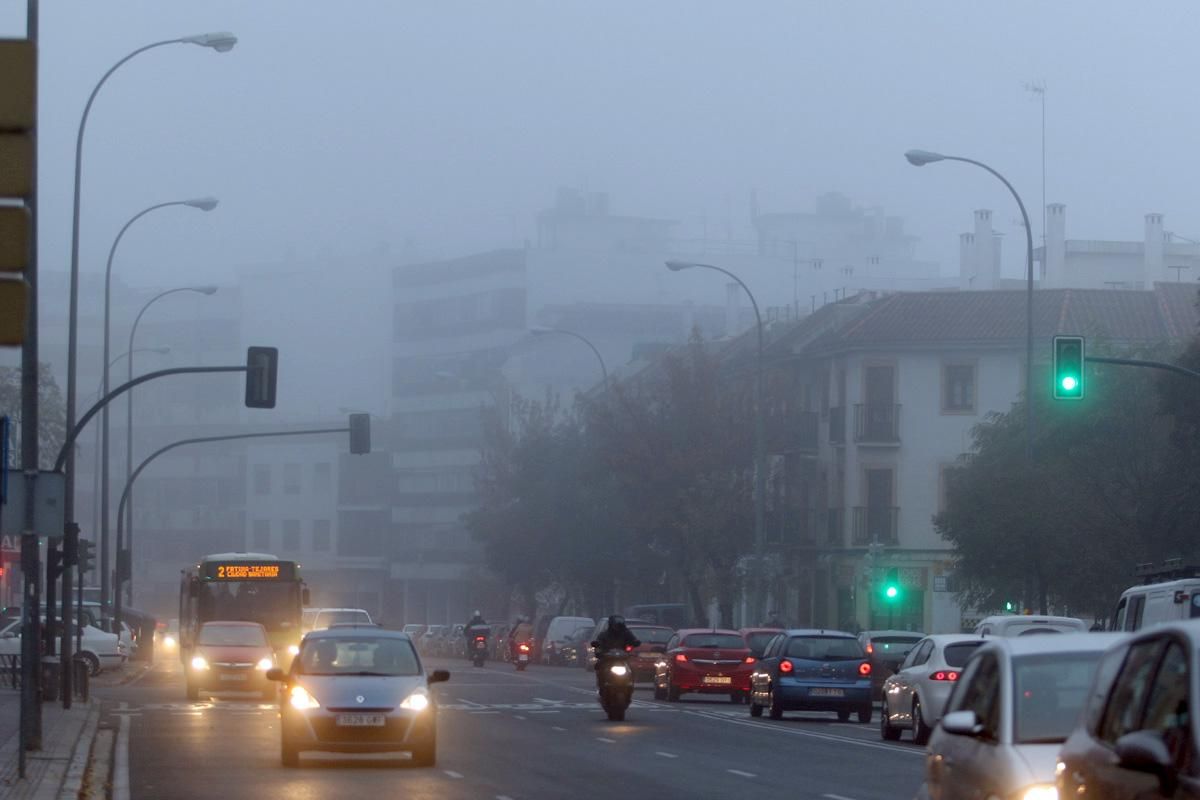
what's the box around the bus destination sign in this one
[203,561,294,581]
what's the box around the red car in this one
[626,624,674,681]
[653,628,756,703]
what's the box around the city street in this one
[96,658,924,800]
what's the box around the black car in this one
[857,629,925,699]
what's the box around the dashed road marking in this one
[596,736,616,744]
[655,751,678,759]
[824,794,859,800]
[514,715,526,720]
[444,770,464,779]
[727,769,757,778]
[552,726,567,732]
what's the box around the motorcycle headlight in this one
[190,655,209,671]
[256,657,274,671]
[287,644,300,656]
[609,664,629,676]
[1020,784,1057,800]
[400,691,430,711]
[289,685,321,711]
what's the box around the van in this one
[1112,563,1200,632]
[972,615,1087,636]
[541,616,594,665]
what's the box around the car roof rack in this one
[1134,557,1200,583]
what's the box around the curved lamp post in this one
[530,326,610,391]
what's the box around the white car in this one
[0,618,125,675]
[881,634,988,744]
[973,615,1087,637]
[924,633,1126,800]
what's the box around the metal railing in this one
[851,506,900,545]
[853,404,901,443]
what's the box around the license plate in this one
[640,652,660,659]
[219,673,247,682]
[475,641,486,649]
[336,713,386,727]
[518,654,528,662]
[703,675,732,685]
[809,687,844,697]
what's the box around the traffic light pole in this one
[1085,356,1200,384]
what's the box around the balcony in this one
[829,407,846,444]
[853,404,900,444]
[851,506,899,546]
[767,411,819,454]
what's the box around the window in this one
[1085,643,1131,733]
[939,465,965,513]
[942,363,976,413]
[1143,641,1192,769]
[312,520,331,552]
[284,463,301,495]
[952,654,1001,738]
[251,520,270,551]
[313,462,332,491]
[1012,652,1104,743]
[1099,638,1166,744]
[903,639,933,669]
[253,465,270,496]
[282,519,300,551]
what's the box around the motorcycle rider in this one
[591,615,640,691]
[464,610,489,658]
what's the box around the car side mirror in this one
[428,669,450,685]
[940,710,984,737]
[266,667,286,682]
[1116,731,1178,793]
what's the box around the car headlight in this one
[1020,784,1057,800]
[256,657,274,671]
[190,655,209,671]
[609,664,629,676]
[163,635,176,648]
[400,691,430,711]
[289,685,321,711]
[287,644,300,656]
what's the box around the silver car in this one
[924,633,1126,800]
[881,634,987,744]
[268,627,450,767]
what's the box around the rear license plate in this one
[640,652,660,659]
[219,674,247,682]
[809,687,844,697]
[336,713,386,727]
[518,654,528,662]
[703,676,733,685]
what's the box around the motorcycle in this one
[513,641,531,671]
[596,647,635,721]
[470,633,489,667]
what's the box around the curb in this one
[53,703,99,800]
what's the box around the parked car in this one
[880,633,988,743]
[924,633,1125,800]
[402,623,426,640]
[0,618,125,676]
[655,628,755,703]
[420,625,448,655]
[185,621,277,701]
[558,625,596,668]
[1057,621,1200,800]
[541,616,595,665]
[627,624,674,681]
[739,627,785,659]
[857,629,926,699]
[748,629,872,722]
[972,615,1087,637]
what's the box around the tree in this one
[0,362,66,470]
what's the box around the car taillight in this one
[779,659,794,674]
[474,636,485,642]
[858,662,871,676]
[865,642,874,654]
[744,656,756,665]
[674,653,688,663]
[625,645,634,652]
[930,671,959,681]
[518,643,530,652]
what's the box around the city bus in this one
[179,552,309,665]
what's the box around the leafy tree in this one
[0,362,66,470]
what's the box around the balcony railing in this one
[853,404,900,444]
[766,508,848,547]
[829,407,846,444]
[851,506,899,546]
[767,411,819,453]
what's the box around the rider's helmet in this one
[607,614,626,630]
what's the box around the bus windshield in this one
[197,581,297,631]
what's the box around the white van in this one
[306,608,373,632]
[541,616,594,664]
[1113,578,1200,632]
[972,615,1087,636]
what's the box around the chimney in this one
[1045,203,1066,287]
[959,232,975,289]
[725,282,740,337]
[973,209,999,289]
[1145,213,1165,287]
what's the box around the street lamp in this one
[664,259,767,626]
[530,326,610,390]
[123,285,219,605]
[101,202,218,609]
[63,30,236,617]
[903,149,1035,463]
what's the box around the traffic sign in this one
[0,471,64,537]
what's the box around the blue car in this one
[749,629,874,723]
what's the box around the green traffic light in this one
[885,585,899,600]
[1061,376,1078,392]
[1053,336,1085,400]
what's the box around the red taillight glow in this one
[625,645,634,652]
[779,659,794,674]
[865,643,874,654]
[930,671,959,681]
[518,643,530,652]
[674,653,688,663]
[858,662,871,676]
[744,656,756,665]
[474,636,485,642]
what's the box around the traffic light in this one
[244,346,278,409]
[1004,600,1016,613]
[882,568,901,602]
[0,38,35,346]
[348,413,371,454]
[77,539,95,576]
[1053,335,1085,400]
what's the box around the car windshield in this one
[944,641,986,667]
[299,637,421,676]
[631,627,673,645]
[744,632,778,655]
[682,633,745,649]
[786,636,863,660]
[1012,652,1104,743]
[198,625,267,647]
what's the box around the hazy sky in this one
[3,1,1198,289]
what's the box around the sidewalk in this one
[0,690,101,800]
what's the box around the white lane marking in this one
[457,697,488,708]
[113,713,131,800]
[469,710,500,715]
[681,709,921,756]
[727,769,757,778]
[552,726,567,732]
[824,794,860,800]
[596,736,616,743]
[444,770,464,779]
[514,715,526,720]
[528,710,559,715]
[655,751,678,759]
[496,796,515,800]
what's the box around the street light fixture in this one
[663,259,767,626]
[530,326,610,390]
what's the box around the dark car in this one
[627,625,674,681]
[654,628,755,703]
[740,627,785,659]
[857,629,925,699]
[749,629,873,723]
[1057,621,1200,800]
[558,625,595,667]
[268,627,450,767]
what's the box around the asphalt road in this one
[96,656,925,800]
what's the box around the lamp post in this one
[904,149,1035,463]
[102,202,218,612]
[530,326,610,390]
[65,31,236,617]
[123,285,219,605]
[664,260,767,626]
